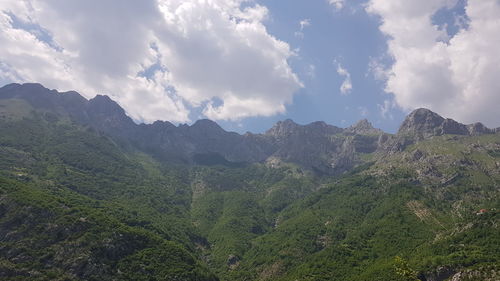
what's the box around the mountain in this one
[0,83,383,174]
[2,83,497,175]
[397,108,495,138]
[0,83,499,281]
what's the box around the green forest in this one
[0,96,499,281]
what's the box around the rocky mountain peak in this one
[150,120,176,130]
[0,83,58,109]
[397,108,470,138]
[191,119,224,131]
[306,120,328,128]
[88,95,125,115]
[59,90,88,103]
[4,82,46,93]
[1,83,498,175]
[467,122,494,136]
[186,119,229,138]
[346,119,381,135]
[265,119,300,138]
[305,121,344,135]
[84,95,137,137]
[355,119,370,126]
[395,108,495,145]
[398,108,445,136]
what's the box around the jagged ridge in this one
[0,83,498,174]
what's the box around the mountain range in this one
[0,83,498,281]
[1,83,498,174]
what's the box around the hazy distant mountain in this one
[4,83,495,175]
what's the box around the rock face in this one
[377,108,497,153]
[421,267,500,281]
[420,266,456,281]
[467,122,495,136]
[398,108,470,138]
[345,119,383,135]
[397,108,495,139]
[263,120,352,174]
[0,83,496,174]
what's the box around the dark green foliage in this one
[117,246,218,281]
[220,170,499,281]
[0,102,499,280]
[0,177,217,281]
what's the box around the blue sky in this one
[219,0,405,133]
[1,0,499,134]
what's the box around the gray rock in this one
[398,108,495,139]
[467,122,494,135]
[345,119,383,135]
[398,108,446,138]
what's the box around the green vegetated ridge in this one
[0,97,499,281]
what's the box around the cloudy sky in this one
[1,0,499,133]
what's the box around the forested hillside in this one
[0,84,498,280]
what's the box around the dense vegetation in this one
[0,98,499,280]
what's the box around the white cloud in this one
[295,18,311,39]
[367,56,388,81]
[299,19,311,30]
[328,0,345,11]
[377,99,395,119]
[367,0,500,127]
[0,0,302,123]
[335,61,352,95]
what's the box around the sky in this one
[0,0,499,134]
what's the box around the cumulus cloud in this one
[335,61,352,95]
[367,0,500,127]
[0,0,302,123]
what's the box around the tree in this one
[394,256,419,281]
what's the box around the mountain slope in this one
[229,147,499,281]
[0,177,217,281]
[0,83,499,281]
[0,83,399,174]
[0,105,221,280]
